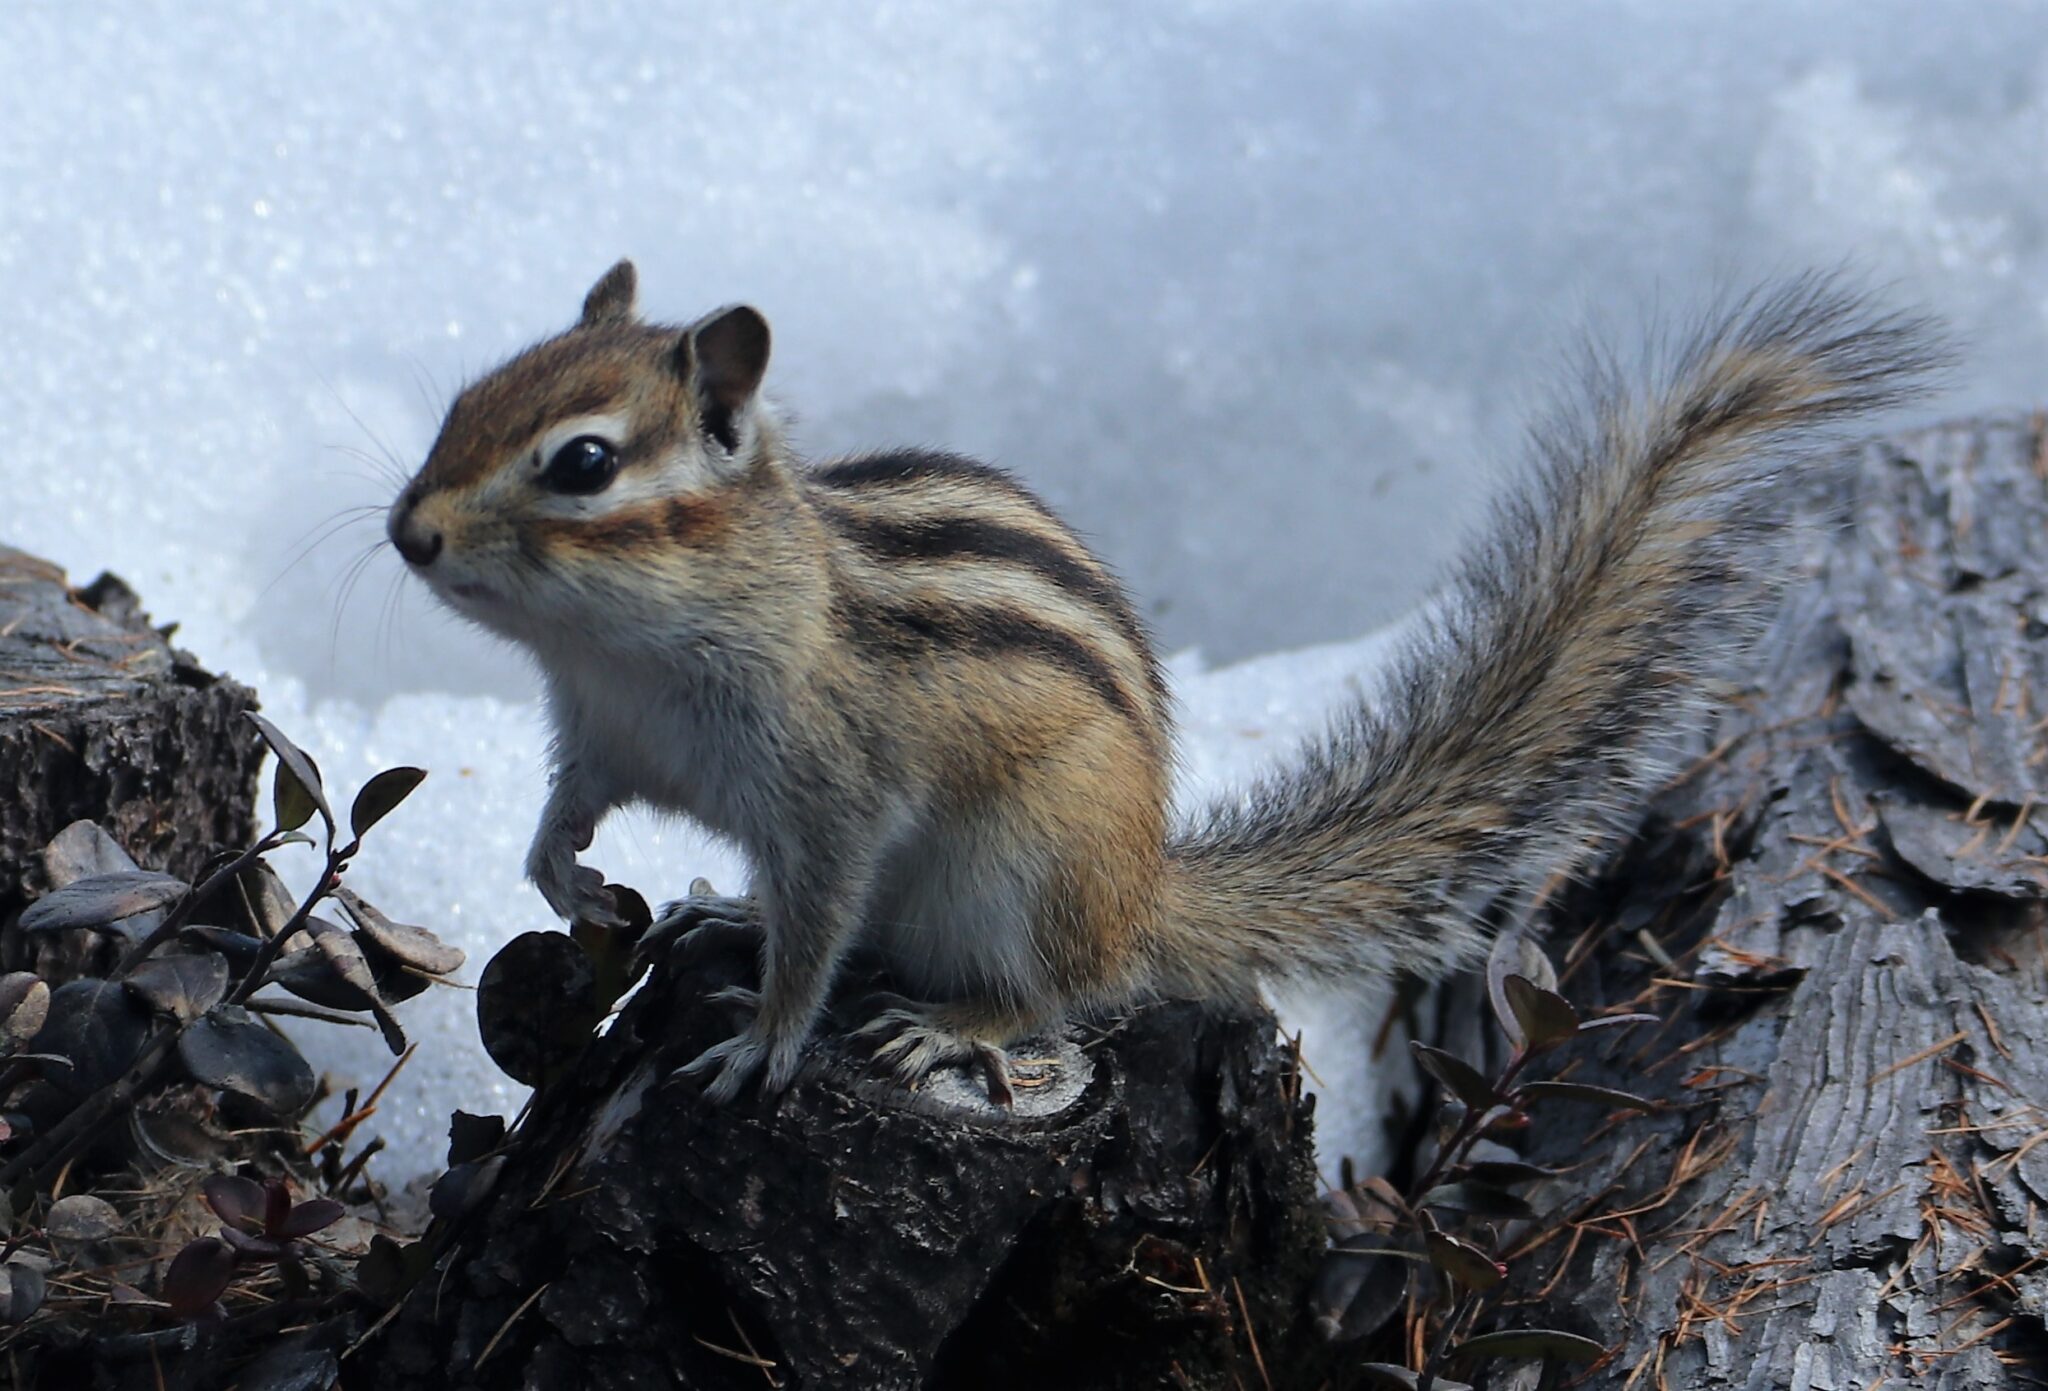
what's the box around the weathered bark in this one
[360,952,1334,1391]
[1440,418,2048,1385]
[0,546,262,918]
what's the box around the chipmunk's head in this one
[389,260,796,653]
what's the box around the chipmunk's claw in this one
[853,1001,1017,1107]
[640,882,762,971]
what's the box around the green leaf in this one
[1503,974,1580,1051]
[1410,1041,1499,1111]
[1449,1328,1605,1363]
[1424,1229,1505,1290]
[350,767,427,840]
[247,713,333,842]
[1516,1081,1659,1113]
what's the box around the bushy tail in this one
[1155,275,1945,999]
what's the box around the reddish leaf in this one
[163,1237,237,1318]
[263,1179,292,1235]
[278,1198,345,1238]
[202,1174,266,1233]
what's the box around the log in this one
[1437,417,2048,1386]
[0,547,262,920]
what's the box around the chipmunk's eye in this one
[538,436,620,495]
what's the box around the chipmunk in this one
[387,261,1939,1103]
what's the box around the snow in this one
[6,1,2048,1184]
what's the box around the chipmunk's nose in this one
[388,495,444,568]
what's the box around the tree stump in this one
[362,944,1333,1390]
[1435,417,2048,1385]
[0,547,261,918]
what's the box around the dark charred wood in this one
[355,948,1333,1391]
[0,547,262,926]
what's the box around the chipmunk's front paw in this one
[853,997,1018,1107]
[642,878,762,970]
[538,862,622,929]
[676,1016,805,1104]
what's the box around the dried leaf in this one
[350,767,426,840]
[448,1110,506,1167]
[1421,1181,1537,1220]
[45,1193,123,1243]
[1450,1328,1605,1364]
[178,1006,318,1115]
[429,1155,505,1222]
[0,1261,46,1324]
[1409,1041,1498,1111]
[1311,1238,1412,1343]
[355,1234,432,1303]
[0,974,49,1043]
[30,978,149,1096]
[476,931,599,1086]
[39,820,139,885]
[1460,1158,1558,1187]
[1576,1012,1659,1035]
[335,888,464,976]
[1359,1365,1471,1391]
[1487,934,1558,1044]
[238,860,299,938]
[1424,1229,1505,1290]
[1516,1080,1659,1113]
[18,871,187,934]
[124,953,230,1022]
[247,712,333,840]
[1503,974,1580,1051]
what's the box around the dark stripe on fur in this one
[816,502,1164,701]
[811,450,1056,516]
[834,594,1149,734]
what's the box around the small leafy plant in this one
[1314,934,1659,1389]
[0,714,460,1337]
[162,1174,346,1318]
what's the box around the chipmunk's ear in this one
[579,259,639,327]
[677,306,771,454]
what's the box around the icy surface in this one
[7,2,2048,1182]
